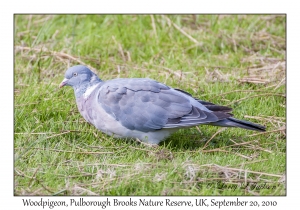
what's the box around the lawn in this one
[14,14,286,195]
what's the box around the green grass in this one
[14,14,286,195]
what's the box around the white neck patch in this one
[83,83,100,99]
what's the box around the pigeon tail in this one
[212,117,266,132]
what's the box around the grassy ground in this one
[14,14,286,196]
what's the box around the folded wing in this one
[96,79,232,132]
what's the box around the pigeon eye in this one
[73,72,78,77]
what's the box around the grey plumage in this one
[59,65,266,144]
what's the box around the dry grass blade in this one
[153,65,190,81]
[236,159,269,166]
[128,146,153,153]
[205,68,230,82]
[240,60,285,86]
[209,89,279,100]
[162,15,201,45]
[112,36,126,62]
[28,147,114,155]
[70,185,98,195]
[15,168,54,194]
[244,115,285,129]
[201,136,273,159]
[226,93,285,106]
[43,130,81,140]
[202,127,227,150]
[85,163,132,167]
[223,167,283,178]
[15,102,40,107]
[15,132,55,135]
[150,15,158,41]
[202,164,283,178]
[28,166,41,187]
[274,77,286,90]
[32,15,54,24]
[248,126,286,137]
[14,46,98,72]
[244,115,285,121]
[238,78,270,84]
[202,149,252,160]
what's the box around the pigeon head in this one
[59,65,101,89]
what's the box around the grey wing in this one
[97,79,231,132]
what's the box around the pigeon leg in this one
[135,138,159,148]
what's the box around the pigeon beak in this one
[59,78,69,88]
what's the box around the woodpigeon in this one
[59,65,265,144]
